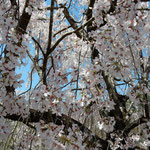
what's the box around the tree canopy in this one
[0,0,150,149]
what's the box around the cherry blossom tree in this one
[0,0,150,149]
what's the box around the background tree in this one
[0,0,150,149]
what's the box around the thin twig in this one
[75,50,81,99]
[127,38,140,80]
[18,67,34,96]
[53,25,71,37]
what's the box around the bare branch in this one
[60,4,82,38]
[38,6,61,11]
[42,0,55,85]
[16,0,31,34]
[50,17,94,53]
[53,25,71,37]
[46,0,55,52]
[32,36,45,56]
[26,50,42,78]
